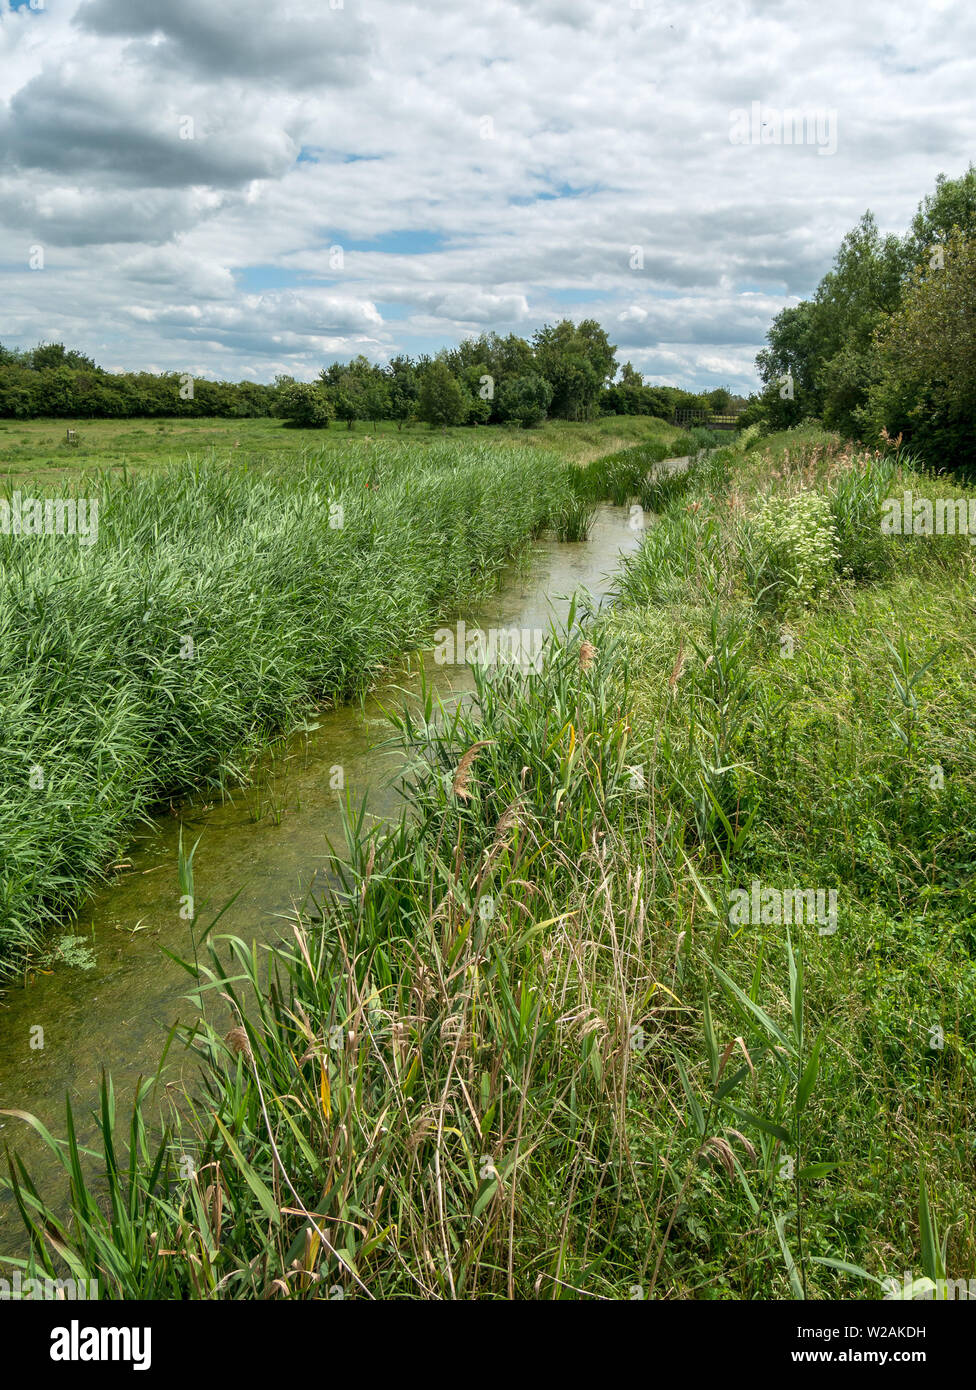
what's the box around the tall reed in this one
[0,442,576,976]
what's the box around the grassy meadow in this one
[4,423,974,1299]
[0,411,683,484]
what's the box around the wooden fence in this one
[671,410,743,432]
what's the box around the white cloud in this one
[0,0,973,391]
[75,0,373,88]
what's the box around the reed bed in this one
[0,441,579,977]
[572,436,693,506]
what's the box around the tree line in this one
[0,343,277,420]
[0,320,741,430]
[745,164,976,472]
[280,321,743,430]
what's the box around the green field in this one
[0,412,683,484]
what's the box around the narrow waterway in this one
[0,498,655,1243]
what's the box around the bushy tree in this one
[0,343,277,420]
[755,214,906,430]
[904,163,976,269]
[30,342,98,373]
[757,302,828,428]
[496,373,553,428]
[359,374,390,430]
[276,381,334,428]
[457,362,493,425]
[386,355,419,429]
[416,360,468,426]
[752,169,976,440]
[441,332,535,421]
[867,229,976,474]
[532,319,617,419]
[818,340,881,438]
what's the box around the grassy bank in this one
[8,425,972,1299]
[0,438,592,979]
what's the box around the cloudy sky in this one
[0,0,972,392]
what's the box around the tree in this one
[30,342,99,373]
[441,332,535,421]
[813,214,906,431]
[386,355,419,429]
[0,363,39,417]
[532,319,617,419]
[819,341,881,438]
[904,164,976,270]
[756,301,823,428]
[276,381,335,428]
[331,387,358,429]
[416,360,468,426]
[755,212,908,432]
[867,228,976,473]
[496,373,553,428]
[31,365,76,416]
[814,214,906,355]
[360,374,390,431]
[458,362,493,425]
[487,331,535,379]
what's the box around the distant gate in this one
[671,409,742,432]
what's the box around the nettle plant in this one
[748,490,841,613]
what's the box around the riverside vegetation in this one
[0,419,695,978]
[2,421,973,1298]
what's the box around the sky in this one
[0,0,973,393]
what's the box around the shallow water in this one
[0,501,648,1242]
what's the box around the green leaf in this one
[733,1107,791,1144]
[702,988,719,1087]
[212,1114,281,1227]
[797,1162,838,1181]
[919,1174,945,1282]
[774,1213,805,1299]
[707,958,793,1052]
[796,1029,824,1113]
[676,1057,706,1137]
[472,1181,499,1220]
[810,1255,883,1286]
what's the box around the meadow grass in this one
[0,412,683,485]
[5,424,972,1300]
